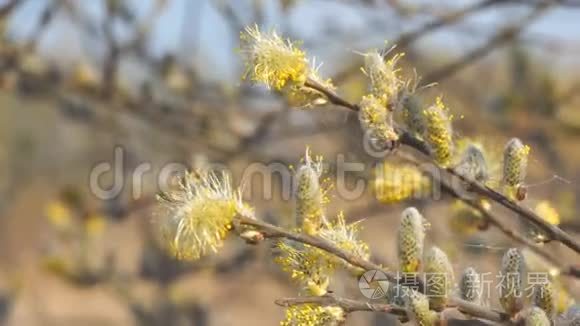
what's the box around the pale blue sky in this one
[4,0,580,82]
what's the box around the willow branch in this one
[448,297,510,323]
[421,1,553,85]
[394,0,505,49]
[397,152,579,278]
[302,77,580,257]
[274,293,407,317]
[445,167,580,255]
[236,215,395,280]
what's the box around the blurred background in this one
[0,0,579,325]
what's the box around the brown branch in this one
[420,1,552,85]
[396,152,579,278]
[446,167,580,255]
[395,0,506,50]
[305,78,359,112]
[0,0,20,18]
[236,215,396,280]
[448,297,510,323]
[274,293,407,317]
[302,75,580,258]
[238,216,526,324]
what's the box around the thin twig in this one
[396,152,580,278]
[301,77,580,257]
[274,293,407,317]
[238,216,514,324]
[236,215,395,280]
[421,1,553,85]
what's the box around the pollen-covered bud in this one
[531,279,556,321]
[404,290,439,326]
[523,307,551,326]
[422,97,454,167]
[285,59,334,108]
[318,212,370,273]
[156,171,250,260]
[240,25,307,90]
[499,248,526,315]
[459,267,482,305]
[502,138,530,201]
[398,207,428,273]
[424,246,454,310]
[373,163,431,204]
[274,241,334,296]
[455,144,489,183]
[294,148,328,235]
[281,304,345,326]
[361,50,405,107]
[359,95,399,149]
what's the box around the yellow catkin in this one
[531,280,556,321]
[274,241,334,296]
[318,212,370,270]
[502,138,530,200]
[404,290,439,326]
[156,171,249,260]
[527,200,561,243]
[424,246,454,310]
[449,199,489,236]
[398,207,428,273]
[284,60,335,108]
[459,267,482,304]
[373,163,431,204]
[294,149,327,235]
[45,200,73,232]
[361,50,405,107]
[280,304,345,326]
[523,307,551,326]
[359,94,399,148]
[240,25,307,90]
[422,97,454,167]
[499,248,526,315]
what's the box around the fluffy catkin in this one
[424,246,454,310]
[239,25,307,90]
[422,97,454,167]
[532,280,556,321]
[281,304,345,326]
[459,267,482,304]
[373,163,431,204]
[455,144,489,183]
[362,50,405,107]
[404,290,438,326]
[294,149,326,235]
[398,207,427,273]
[499,248,526,315]
[359,94,398,149]
[524,307,551,326]
[502,138,530,200]
[401,94,426,137]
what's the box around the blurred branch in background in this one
[0,0,579,325]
